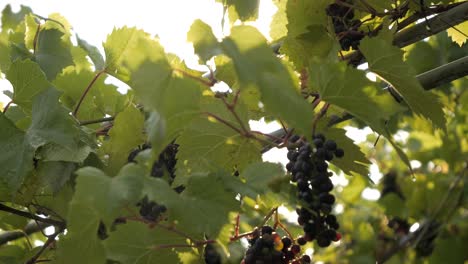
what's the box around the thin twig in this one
[73,69,106,117]
[79,116,115,126]
[173,68,215,87]
[33,24,41,54]
[25,230,62,264]
[0,204,65,228]
[2,100,12,113]
[204,112,243,134]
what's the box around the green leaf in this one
[321,127,371,176]
[0,113,34,193]
[227,0,260,21]
[6,59,50,111]
[144,175,239,237]
[0,32,11,73]
[310,62,403,135]
[27,88,79,149]
[1,4,32,31]
[24,14,38,51]
[104,221,181,264]
[77,35,105,70]
[104,27,165,80]
[360,36,446,130]
[221,26,314,137]
[187,19,221,62]
[241,162,285,198]
[405,42,439,74]
[55,202,106,264]
[70,164,144,226]
[34,29,74,80]
[175,97,261,185]
[36,161,76,193]
[101,105,145,174]
[130,62,202,154]
[270,0,287,41]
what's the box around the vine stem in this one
[32,23,41,54]
[25,229,62,264]
[2,100,12,113]
[204,112,243,134]
[79,116,115,126]
[173,68,215,87]
[0,204,65,228]
[72,69,106,117]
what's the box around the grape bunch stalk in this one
[286,134,343,248]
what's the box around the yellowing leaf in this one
[447,21,468,46]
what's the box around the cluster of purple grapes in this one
[242,226,311,264]
[326,1,364,51]
[128,143,182,222]
[286,134,343,248]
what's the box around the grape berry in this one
[286,133,343,248]
[242,225,312,264]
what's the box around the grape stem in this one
[173,68,215,87]
[73,69,107,117]
[2,100,12,113]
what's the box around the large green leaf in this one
[104,221,181,264]
[103,27,165,81]
[54,202,106,264]
[144,175,239,238]
[221,26,314,137]
[72,165,145,224]
[187,19,221,63]
[34,29,73,80]
[130,62,202,154]
[6,59,50,111]
[27,88,79,149]
[101,105,145,175]
[0,113,34,193]
[360,36,446,130]
[1,4,32,31]
[310,62,403,135]
[175,97,261,185]
[76,35,105,71]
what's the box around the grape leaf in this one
[131,63,202,154]
[104,221,181,264]
[310,62,403,135]
[36,161,76,193]
[54,202,106,264]
[103,27,164,81]
[225,0,259,21]
[240,162,285,198]
[1,4,32,31]
[187,19,221,63]
[270,0,287,41]
[27,88,79,149]
[175,96,261,185]
[144,175,239,238]
[6,59,50,111]
[73,164,145,224]
[76,35,105,70]
[221,26,314,137]
[0,32,11,73]
[101,105,145,174]
[320,127,371,176]
[0,113,34,194]
[447,21,468,47]
[360,36,446,130]
[34,29,73,80]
